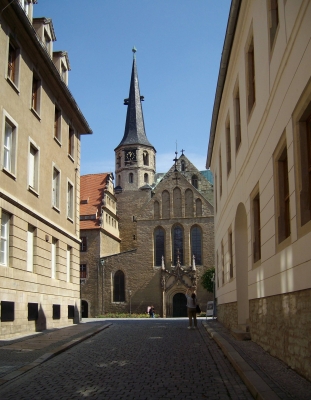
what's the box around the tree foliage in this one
[201,267,215,293]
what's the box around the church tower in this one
[115,48,156,191]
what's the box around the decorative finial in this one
[132,46,137,58]
[181,149,185,155]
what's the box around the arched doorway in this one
[81,300,88,318]
[234,203,249,326]
[173,293,187,317]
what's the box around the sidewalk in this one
[0,321,111,386]
[203,319,311,400]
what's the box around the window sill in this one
[7,77,20,94]
[28,186,39,197]
[31,107,41,121]
[68,154,74,163]
[67,216,73,223]
[54,137,62,147]
[52,205,60,213]
[2,167,16,180]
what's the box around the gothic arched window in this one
[143,151,149,166]
[172,225,183,265]
[129,173,133,183]
[196,198,202,216]
[113,270,125,302]
[192,175,198,189]
[181,160,185,171]
[185,189,194,217]
[173,187,182,217]
[144,173,149,183]
[191,226,202,265]
[154,200,160,219]
[154,227,165,266]
[118,175,121,186]
[162,190,170,219]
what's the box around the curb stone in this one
[0,323,112,387]
[202,321,280,400]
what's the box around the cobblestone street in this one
[0,320,253,400]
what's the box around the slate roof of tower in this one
[115,55,154,150]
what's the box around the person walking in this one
[185,288,197,329]
[149,305,155,318]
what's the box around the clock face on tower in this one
[125,150,137,161]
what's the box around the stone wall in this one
[217,302,238,330]
[250,289,311,381]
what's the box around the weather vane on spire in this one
[132,46,137,58]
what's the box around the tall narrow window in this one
[253,193,261,262]
[162,191,170,219]
[154,201,160,219]
[234,86,242,152]
[0,212,10,266]
[28,142,39,192]
[172,225,183,265]
[173,187,182,217]
[143,151,149,166]
[51,238,57,279]
[144,173,149,184]
[8,41,19,85]
[113,270,125,302]
[80,264,87,279]
[221,241,224,285]
[54,107,61,141]
[191,226,202,265]
[219,151,222,197]
[44,30,51,54]
[67,181,74,220]
[196,198,202,217]
[80,236,87,252]
[154,228,165,266]
[66,246,71,283]
[185,189,194,217]
[229,231,233,279]
[129,173,133,183]
[191,175,198,189]
[226,118,231,175]
[27,225,35,272]
[247,37,256,115]
[32,73,41,113]
[52,167,60,209]
[3,119,17,175]
[277,147,290,243]
[181,160,185,171]
[269,0,279,50]
[68,126,74,158]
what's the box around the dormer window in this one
[44,30,51,55]
[53,51,70,86]
[61,62,67,83]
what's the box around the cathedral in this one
[80,50,214,317]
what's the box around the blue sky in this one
[35,0,231,175]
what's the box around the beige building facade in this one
[0,0,91,337]
[207,0,311,380]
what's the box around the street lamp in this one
[129,289,132,315]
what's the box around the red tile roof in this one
[80,173,109,230]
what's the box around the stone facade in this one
[206,0,311,380]
[0,0,91,337]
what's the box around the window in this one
[253,193,261,263]
[54,107,61,141]
[80,264,87,279]
[181,160,185,171]
[44,30,51,54]
[52,166,60,209]
[229,230,233,279]
[191,226,202,265]
[144,173,149,184]
[196,198,202,217]
[172,225,183,265]
[297,105,311,227]
[3,117,17,175]
[7,40,20,87]
[226,118,231,175]
[154,201,160,219]
[154,227,165,266]
[129,173,133,183]
[28,141,39,193]
[234,86,242,152]
[277,146,290,243]
[80,237,87,252]
[185,189,194,217]
[26,225,35,272]
[162,191,170,219]
[143,151,149,166]
[221,241,224,285]
[61,62,67,84]
[0,212,10,266]
[51,238,57,279]
[113,270,125,302]
[269,0,279,50]
[173,187,182,217]
[247,36,256,115]
[191,175,198,189]
[67,181,74,220]
[66,246,71,283]
[68,126,74,158]
[219,151,222,197]
[31,73,41,114]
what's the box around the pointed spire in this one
[115,48,154,150]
